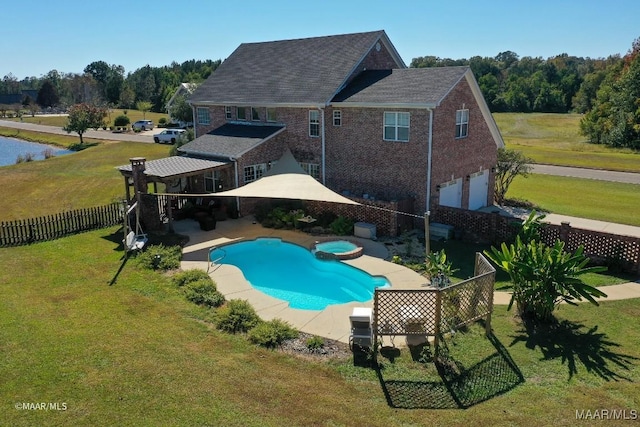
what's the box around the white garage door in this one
[439,178,462,208]
[469,170,489,210]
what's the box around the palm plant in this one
[485,211,607,321]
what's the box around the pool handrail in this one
[207,246,226,272]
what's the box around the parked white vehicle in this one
[153,129,187,144]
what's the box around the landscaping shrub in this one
[158,117,167,126]
[306,335,325,351]
[114,115,130,127]
[316,211,337,228]
[183,279,225,308]
[171,269,211,287]
[216,299,260,333]
[135,244,182,271]
[248,319,299,348]
[329,215,354,235]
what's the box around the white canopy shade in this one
[214,149,360,205]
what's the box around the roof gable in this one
[332,67,469,107]
[189,30,404,106]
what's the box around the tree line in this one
[2,35,639,149]
[0,59,220,114]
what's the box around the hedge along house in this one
[133,30,504,235]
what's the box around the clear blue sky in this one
[2,0,638,80]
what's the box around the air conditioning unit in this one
[354,222,376,240]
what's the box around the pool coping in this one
[177,216,428,344]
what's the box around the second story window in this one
[225,106,232,119]
[333,110,342,126]
[251,107,260,121]
[197,107,210,125]
[383,112,409,142]
[456,109,469,138]
[266,108,277,122]
[309,110,320,137]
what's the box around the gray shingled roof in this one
[117,156,228,179]
[332,67,469,106]
[178,123,285,160]
[189,31,397,106]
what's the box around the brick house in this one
[177,30,503,227]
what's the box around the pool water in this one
[210,238,389,310]
[314,240,358,254]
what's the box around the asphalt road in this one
[0,119,154,143]
[530,164,640,185]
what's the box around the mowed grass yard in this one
[1,116,639,425]
[2,227,639,426]
[7,109,169,128]
[493,113,640,172]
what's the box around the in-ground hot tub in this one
[311,239,363,260]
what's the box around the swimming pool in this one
[209,238,389,310]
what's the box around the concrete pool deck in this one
[177,216,427,344]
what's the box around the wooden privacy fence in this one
[0,203,124,247]
[373,253,496,351]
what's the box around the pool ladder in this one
[207,246,226,273]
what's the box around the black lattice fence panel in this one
[374,289,439,336]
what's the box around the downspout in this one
[425,108,434,257]
[233,158,239,214]
[191,104,197,138]
[321,107,326,185]
[426,108,434,212]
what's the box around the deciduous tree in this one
[63,103,107,145]
[136,100,152,119]
[494,148,533,206]
[36,80,60,108]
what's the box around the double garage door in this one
[438,170,489,210]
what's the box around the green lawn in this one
[8,109,169,128]
[0,130,170,221]
[493,113,640,172]
[1,113,639,425]
[508,174,640,227]
[1,228,638,426]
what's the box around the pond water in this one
[0,136,74,167]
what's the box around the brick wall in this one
[305,197,414,237]
[430,78,498,210]
[432,206,640,274]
